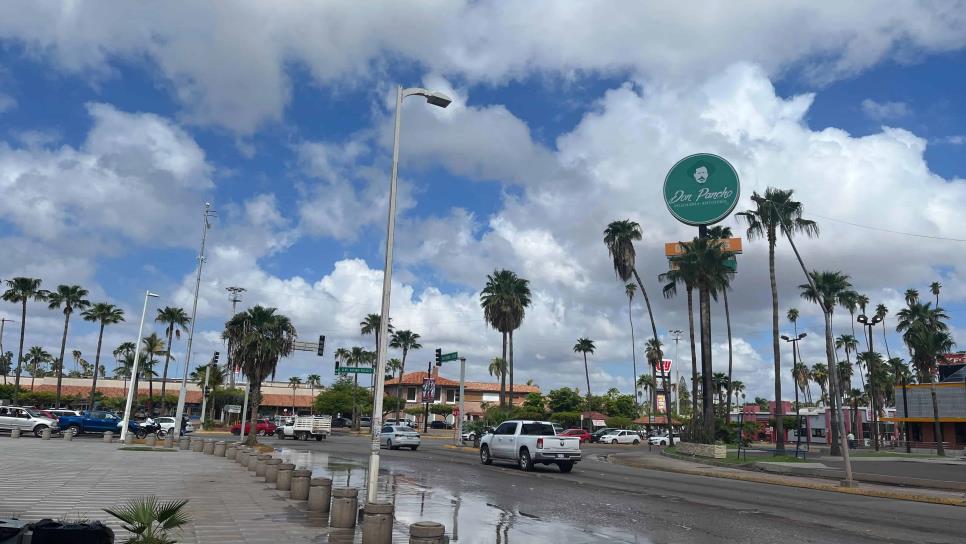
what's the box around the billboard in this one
[421,378,436,403]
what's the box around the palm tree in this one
[659,257,699,420]
[811,363,829,406]
[223,305,296,446]
[190,363,225,423]
[800,270,852,456]
[81,303,125,410]
[488,357,508,384]
[904,289,919,306]
[603,220,663,410]
[140,333,167,416]
[573,338,596,399]
[792,362,810,407]
[707,225,737,414]
[288,376,303,414]
[480,270,531,408]
[361,313,393,391]
[306,374,322,414]
[875,304,891,359]
[888,357,913,451]
[847,387,866,442]
[625,282,640,405]
[71,349,83,374]
[26,346,52,390]
[155,306,190,414]
[46,284,90,407]
[738,188,819,454]
[836,334,860,389]
[929,281,941,307]
[2,277,48,404]
[837,290,858,351]
[731,380,745,408]
[637,374,655,409]
[0,351,12,385]
[389,330,421,420]
[711,372,728,409]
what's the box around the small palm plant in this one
[104,496,190,544]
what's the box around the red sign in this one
[655,359,672,376]
[940,353,966,365]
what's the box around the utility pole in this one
[781,333,807,458]
[670,330,683,415]
[457,356,466,446]
[857,314,883,452]
[225,287,245,388]
[173,203,215,440]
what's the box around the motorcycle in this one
[135,418,166,439]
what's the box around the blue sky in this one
[1,3,964,402]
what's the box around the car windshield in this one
[24,408,43,417]
[393,426,416,432]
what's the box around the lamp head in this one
[147,292,160,298]
[780,335,790,341]
[798,333,807,340]
[424,92,452,108]
[856,314,868,324]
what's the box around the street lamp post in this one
[857,314,883,451]
[669,330,683,415]
[781,332,807,458]
[366,85,452,505]
[120,290,159,441]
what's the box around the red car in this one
[560,428,592,443]
[231,419,277,436]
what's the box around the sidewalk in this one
[607,450,966,507]
[0,439,326,543]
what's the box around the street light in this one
[669,330,683,415]
[366,84,452,505]
[856,313,883,451]
[781,332,807,457]
[120,290,159,441]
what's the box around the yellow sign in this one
[664,237,742,257]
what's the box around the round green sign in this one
[663,153,740,226]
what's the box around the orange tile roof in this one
[24,384,313,407]
[385,372,539,394]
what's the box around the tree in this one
[731,380,745,408]
[800,270,852,457]
[875,304,891,359]
[644,338,665,415]
[46,284,90,406]
[480,269,531,408]
[389,329,421,421]
[155,306,190,414]
[836,334,860,390]
[72,349,82,375]
[573,338,596,399]
[306,374,322,413]
[360,313,393,391]
[487,357,507,394]
[546,387,582,413]
[738,188,819,455]
[659,254,699,421]
[929,281,941,307]
[754,396,769,411]
[140,333,167,416]
[2,277,48,404]
[288,376,303,414]
[190,363,225,423]
[0,351,12,385]
[707,225,737,415]
[625,282,639,405]
[315,378,370,417]
[712,372,728,410]
[811,363,829,405]
[636,374,655,410]
[81,303,124,410]
[224,305,296,446]
[904,289,919,306]
[26,346,52,390]
[522,392,545,412]
[792,362,810,408]
[888,357,913,450]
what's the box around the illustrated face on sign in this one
[692,165,709,184]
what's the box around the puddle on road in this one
[274,448,649,543]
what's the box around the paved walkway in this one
[0,438,327,543]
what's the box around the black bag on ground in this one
[28,519,114,544]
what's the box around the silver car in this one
[379,425,420,451]
[0,406,60,437]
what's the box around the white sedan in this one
[155,417,195,435]
[649,433,681,446]
[379,425,420,450]
[599,430,642,445]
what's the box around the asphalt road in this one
[260,432,966,544]
[822,459,966,483]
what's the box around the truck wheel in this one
[611,439,618,444]
[518,448,533,472]
[315,435,323,441]
[480,445,492,465]
[557,461,574,473]
[33,424,48,438]
[633,439,640,445]
[276,432,285,439]
[257,429,266,437]
[67,424,82,436]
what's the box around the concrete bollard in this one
[163,434,174,449]
[308,477,332,512]
[10,429,20,439]
[226,445,238,460]
[264,459,283,483]
[63,429,73,441]
[190,438,204,452]
[247,451,261,472]
[255,454,272,477]
[275,463,296,491]
[361,502,394,544]
[145,434,157,447]
[237,449,251,466]
[103,431,113,443]
[409,521,445,544]
[124,432,134,445]
[41,428,52,440]
[203,439,215,455]
[179,437,190,450]
[290,469,312,500]
[330,488,359,529]
[214,441,226,457]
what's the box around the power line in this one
[809,213,966,242]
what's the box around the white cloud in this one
[861,98,910,120]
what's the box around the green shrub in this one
[605,416,633,428]
[549,411,581,428]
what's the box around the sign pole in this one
[457,357,466,446]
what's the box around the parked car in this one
[46,409,82,419]
[599,429,641,445]
[430,420,453,430]
[551,423,564,435]
[559,428,592,443]
[275,415,331,441]
[479,420,581,473]
[230,419,277,436]
[360,416,372,428]
[384,418,416,427]
[648,433,681,446]
[331,417,351,428]
[154,417,195,435]
[379,425,421,450]
[590,427,618,443]
[0,406,60,437]
[57,410,137,436]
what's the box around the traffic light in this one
[212,351,220,365]
[317,335,325,356]
[203,385,212,397]
[435,348,442,366]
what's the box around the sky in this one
[1,1,965,405]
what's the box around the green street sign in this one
[663,153,740,226]
[336,367,374,374]
[440,352,458,362]
[725,255,737,272]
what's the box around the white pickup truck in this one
[275,415,331,441]
[479,420,581,473]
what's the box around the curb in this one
[443,444,478,453]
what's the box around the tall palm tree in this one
[347,346,368,429]
[81,303,124,410]
[644,338,665,415]
[888,357,913,451]
[46,284,90,407]
[738,188,819,454]
[637,374,655,408]
[140,333,167,416]
[361,313,393,391]
[875,304,891,359]
[573,338,596,399]
[904,289,919,306]
[71,349,82,374]
[505,274,531,407]
[389,330,421,421]
[603,220,662,410]
[847,387,866,442]
[707,225,736,414]
[481,270,529,408]
[306,374,322,414]
[288,376,303,414]
[0,351,12,385]
[190,363,225,423]
[929,282,941,307]
[488,357,507,384]
[792,362,810,407]
[711,372,728,409]
[731,380,745,408]
[223,305,296,446]
[2,277,48,404]
[625,282,640,405]
[836,334,860,389]
[811,363,829,406]
[155,306,190,414]
[800,270,852,457]
[837,290,858,351]
[660,258,698,420]
[26,346,52,390]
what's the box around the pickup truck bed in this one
[479,420,581,473]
